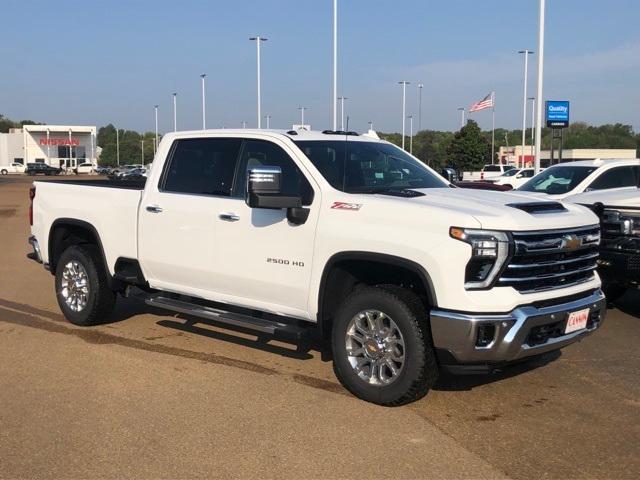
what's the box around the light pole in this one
[398,81,410,150]
[250,36,267,128]
[332,0,338,131]
[172,93,177,132]
[534,0,546,174]
[140,139,144,166]
[368,121,373,131]
[116,128,120,166]
[408,115,414,154]
[457,107,465,129]
[298,107,308,126]
[529,97,536,160]
[519,49,534,168]
[241,121,247,129]
[200,74,207,130]
[154,104,159,154]
[418,83,423,131]
[264,115,271,129]
[337,96,347,130]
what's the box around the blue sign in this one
[546,100,570,128]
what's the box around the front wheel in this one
[55,245,116,326]
[331,286,438,406]
[0,169,7,175]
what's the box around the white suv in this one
[517,159,640,199]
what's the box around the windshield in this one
[518,165,598,194]
[294,140,448,192]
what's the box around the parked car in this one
[74,163,94,174]
[0,163,27,175]
[485,168,542,190]
[463,164,516,181]
[517,159,640,199]
[28,129,605,406]
[26,163,62,176]
[440,167,461,182]
[566,188,640,301]
[95,166,111,175]
[121,168,147,181]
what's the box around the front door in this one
[211,138,320,319]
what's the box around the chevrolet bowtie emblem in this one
[562,234,582,251]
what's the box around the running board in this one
[144,295,309,340]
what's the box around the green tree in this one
[446,120,490,171]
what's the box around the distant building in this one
[0,124,97,170]
[498,145,636,168]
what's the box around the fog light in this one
[476,324,496,347]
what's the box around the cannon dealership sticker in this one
[331,202,363,211]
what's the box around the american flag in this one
[469,92,494,112]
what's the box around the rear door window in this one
[588,166,640,190]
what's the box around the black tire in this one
[0,169,7,175]
[603,283,627,303]
[55,245,116,326]
[331,286,438,406]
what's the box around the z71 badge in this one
[331,202,362,211]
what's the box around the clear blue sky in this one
[1,0,638,134]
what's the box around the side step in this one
[144,295,309,340]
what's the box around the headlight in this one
[450,227,511,289]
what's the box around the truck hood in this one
[405,188,599,231]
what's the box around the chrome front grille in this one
[498,225,600,293]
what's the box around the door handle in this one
[146,205,163,213]
[219,212,240,222]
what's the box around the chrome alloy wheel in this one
[345,310,405,386]
[60,261,90,312]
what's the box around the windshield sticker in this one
[331,202,363,211]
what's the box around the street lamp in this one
[298,107,308,127]
[529,97,536,158]
[200,74,207,130]
[250,36,268,128]
[332,0,338,131]
[518,49,534,168]
[457,107,465,129]
[116,128,120,166]
[172,93,177,132]
[154,104,159,154]
[337,96,348,131]
[534,0,546,174]
[418,83,423,131]
[398,81,410,150]
[407,115,414,154]
[140,139,144,166]
[264,115,271,129]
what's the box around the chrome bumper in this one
[430,289,606,373]
[27,235,43,264]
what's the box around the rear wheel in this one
[331,286,438,406]
[0,169,7,175]
[55,245,116,326]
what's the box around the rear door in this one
[138,137,243,296]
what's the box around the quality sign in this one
[546,100,570,128]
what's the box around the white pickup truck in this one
[28,129,606,405]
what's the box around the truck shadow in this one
[109,296,320,361]
[433,351,562,391]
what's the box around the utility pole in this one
[418,83,423,131]
[140,139,144,166]
[529,97,536,161]
[398,81,410,150]
[250,36,268,128]
[368,121,373,131]
[519,49,534,168]
[172,93,177,132]
[408,115,414,154]
[457,107,465,129]
[154,104,159,154]
[298,107,308,126]
[200,74,207,130]
[534,0,546,174]
[264,115,271,129]
[338,96,347,130]
[116,128,120,166]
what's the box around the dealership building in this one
[0,124,97,169]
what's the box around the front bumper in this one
[430,289,606,374]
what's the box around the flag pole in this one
[491,91,496,164]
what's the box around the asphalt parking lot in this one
[1,175,639,479]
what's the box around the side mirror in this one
[246,166,302,210]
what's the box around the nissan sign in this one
[546,101,570,128]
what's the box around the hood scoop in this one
[507,202,567,214]
[376,189,426,198]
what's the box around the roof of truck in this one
[548,158,640,168]
[163,128,384,143]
